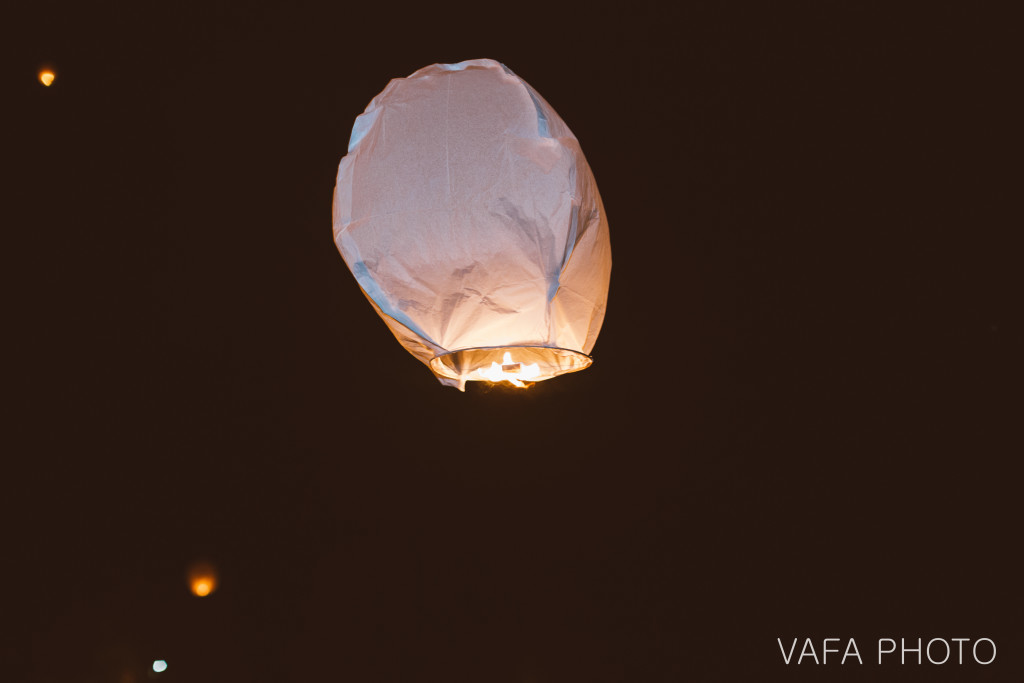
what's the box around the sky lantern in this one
[38,68,55,86]
[186,560,218,597]
[333,59,611,390]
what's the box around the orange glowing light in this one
[187,561,218,597]
[39,70,55,86]
[475,351,541,388]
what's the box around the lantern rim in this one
[429,345,592,385]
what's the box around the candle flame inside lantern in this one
[475,351,541,387]
[187,561,218,597]
[39,70,55,86]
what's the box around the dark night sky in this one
[4,2,1019,682]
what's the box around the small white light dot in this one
[152,660,168,673]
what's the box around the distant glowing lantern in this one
[333,59,611,390]
[39,69,55,86]
[186,560,218,597]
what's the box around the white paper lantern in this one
[333,59,611,389]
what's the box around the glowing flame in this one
[39,70,55,86]
[475,351,540,387]
[187,561,218,597]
